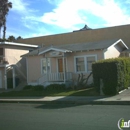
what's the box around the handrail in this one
[38,72,72,85]
[0,56,27,79]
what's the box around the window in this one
[42,58,51,74]
[76,57,85,72]
[86,56,96,71]
[75,55,97,72]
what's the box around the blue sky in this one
[4,0,130,38]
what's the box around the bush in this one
[45,84,66,91]
[23,85,44,91]
[92,57,130,95]
[32,85,44,91]
[23,85,34,90]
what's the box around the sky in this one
[3,0,130,38]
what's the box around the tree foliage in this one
[0,35,23,42]
[0,0,12,39]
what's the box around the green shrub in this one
[23,85,44,91]
[32,85,44,91]
[92,57,130,95]
[45,84,66,91]
[23,85,34,90]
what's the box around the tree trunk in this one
[3,21,6,39]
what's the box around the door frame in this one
[56,58,68,73]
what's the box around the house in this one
[22,39,128,86]
[0,41,38,89]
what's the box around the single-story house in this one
[22,39,128,86]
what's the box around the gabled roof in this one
[38,47,72,55]
[22,39,128,57]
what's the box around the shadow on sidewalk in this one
[35,96,108,109]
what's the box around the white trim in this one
[56,57,67,73]
[103,49,107,59]
[0,42,38,48]
[41,58,51,75]
[74,56,85,73]
[86,55,97,73]
[74,54,97,73]
[107,39,129,50]
[39,47,72,55]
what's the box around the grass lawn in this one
[0,87,99,97]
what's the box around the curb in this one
[0,100,130,105]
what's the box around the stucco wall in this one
[5,48,28,65]
[27,56,42,83]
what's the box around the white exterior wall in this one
[104,45,121,59]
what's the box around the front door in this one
[58,59,63,72]
[57,58,66,73]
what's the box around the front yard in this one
[0,87,99,97]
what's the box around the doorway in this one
[57,58,67,73]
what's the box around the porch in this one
[38,72,72,85]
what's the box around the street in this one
[0,103,130,130]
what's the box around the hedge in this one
[92,57,130,95]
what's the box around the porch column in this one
[63,54,66,83]
[46,57,48,81]
[4,66,7,90]
[12,66,16,89]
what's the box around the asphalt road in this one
[0,103,130,130]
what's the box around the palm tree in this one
[0,0,12,39]
[0,1,4,38]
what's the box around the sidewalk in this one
[0,88,130,105]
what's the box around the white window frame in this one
[41,58,51,75]
[74,55,97,73]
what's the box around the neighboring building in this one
[22,39,128,86]
[0,42,38,89]
[17,24,130,48]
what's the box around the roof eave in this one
[0,42,39,48]
[38,47,72,55]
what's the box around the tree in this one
[16,36,23,40]
[8,35,15,41]
[0,0,12,39]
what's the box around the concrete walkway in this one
[0,88,130,105]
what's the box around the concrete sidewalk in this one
[0,88,130,105]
